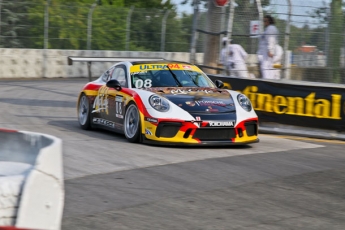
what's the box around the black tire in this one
[124,103,141,143]
[77,93,92,130]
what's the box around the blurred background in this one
[0,0,343,83]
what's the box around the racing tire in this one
[124,103,141,143]
[78,93,92,130]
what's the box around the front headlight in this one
[149,95,170,112]
[237,94,252,112]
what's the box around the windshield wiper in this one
[185,71,199,86]
[166,66,182,87]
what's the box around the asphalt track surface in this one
[1,78,345,230]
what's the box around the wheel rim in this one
[79,95,89,125]
[125,105,139,138]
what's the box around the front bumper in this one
[142,118,259,146]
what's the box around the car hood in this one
[145,87,236,114]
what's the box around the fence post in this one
[223,0,235,74]
[255,0,263,35]
[282,0,292,79]
[87,1,98,50]
[226,0,235,41]
[43,0,50,78]
[0,0,2,46]
[190,0,199,64]
[161,10,170,52]
[126,6,134,51]
[255,0,264,79]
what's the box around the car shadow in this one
[46,119,255,149]
[47,119,128,142]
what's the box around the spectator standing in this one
[228,39,249,78]
[257,15,279,79]
[219,37,231,76]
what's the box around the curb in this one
[259,126,345,141]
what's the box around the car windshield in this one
[130,63,216,88]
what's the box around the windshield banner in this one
[130,63,202,73]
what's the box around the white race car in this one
[77,59,259,146]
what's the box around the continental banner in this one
[208,75,345,132]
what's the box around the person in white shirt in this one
[228,39,249,78]
[257,15,279,79]
[219,37,231,76]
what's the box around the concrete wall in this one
[0,49,205,79]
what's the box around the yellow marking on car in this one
[130,63,203,73]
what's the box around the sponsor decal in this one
[196,116,201,121]
[183,65,192,69]
[145,128,152,135]
[186,100,229,107]
[195,100,227,107]
[171,88,214,95]
[185,101,196,106]
[93,118,115,128]
[92,86,109,114]
[139,64,180,70]
[242,86,341,119]
[145,117,158,123]
[208,121,235,127]
[131,71,147,75]
[115,95,123,102]
[116,114,124,119]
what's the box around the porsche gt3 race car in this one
[77,59,259,146]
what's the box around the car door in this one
[102,64,128,132]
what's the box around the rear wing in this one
[67,56,165,81]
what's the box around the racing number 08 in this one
[135,79,152,88]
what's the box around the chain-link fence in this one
[267,0,344,83]
[0,0,343,83]
[0,1,193,52]
[198,0,344,83]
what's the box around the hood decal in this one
[145,87,235,114]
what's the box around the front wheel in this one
[78,93,92,130]
[124,103,141,143]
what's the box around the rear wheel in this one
[78,93,91,130]
[124,103,141,143]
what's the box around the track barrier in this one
[207,75,345,141]
[0,128,64,230]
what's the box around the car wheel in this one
[124,103,141,143]
[78,93,91,130]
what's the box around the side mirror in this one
[215,79,224,88]
[106,79,122,91]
